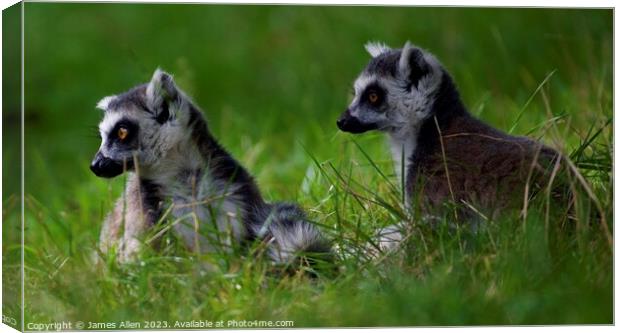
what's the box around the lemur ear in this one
[146,68,179,124]
[398,41,429,88]
[96,95,116,111]
[364,41,391,58]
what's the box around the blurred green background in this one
[2,3,612,326]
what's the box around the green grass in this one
[3,4,612,327]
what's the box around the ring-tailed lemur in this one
[91,69,330,265]
[337,41,567,252]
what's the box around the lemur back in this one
[92,69,330,266]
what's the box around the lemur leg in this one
[361,222,406,260]
[99,174,157,263]
[377,222,407,253]
[98,196,124,256]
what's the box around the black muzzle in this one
[336,109,378,134]
[90,152,131,178]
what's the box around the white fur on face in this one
[351,44,444,180]
[353,74,376,98]
[350,70,442,134]
[96,98,196,180]
[349,73,378,118]
[98,111,127,137]
[98,112,132,158]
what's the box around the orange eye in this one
[117,127,129,141]
[368,92,379,104]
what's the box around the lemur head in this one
[90,69,193,178]
[337,41,444,138]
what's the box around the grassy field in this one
[3,4,613,328]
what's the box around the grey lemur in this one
[337,41,568,251]
[91,69,330,265]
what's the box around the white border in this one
[0,1,615,333]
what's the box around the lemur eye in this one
[117,127,129,141]
[368,91,380,105]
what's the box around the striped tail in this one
[254,202,332,266]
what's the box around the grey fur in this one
[339,41,567,256]
[92,69,330,266]
[339,41,443,181]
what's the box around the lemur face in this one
[91,69,190,178]
[337,41,443,136]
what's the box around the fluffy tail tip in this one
[258,203,333,268]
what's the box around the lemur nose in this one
[337,109,351,128]
[90,155,102,175]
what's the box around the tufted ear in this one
[364,41,391,58]
[96,95,117,111]
[146,68,179,123]
[398,41,429,88]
